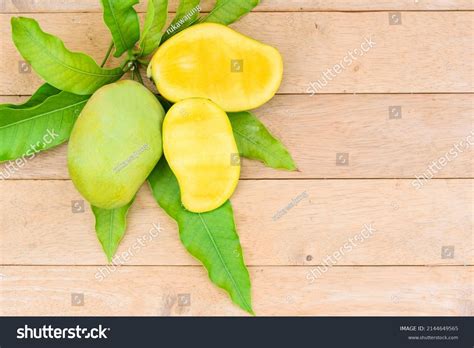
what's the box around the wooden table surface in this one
[0,0,472,316]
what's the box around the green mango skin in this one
[68,80,164,209]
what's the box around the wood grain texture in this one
[0,266,471,316]
[0,1,472,318]
[0,179,472,266]
[1,94,472,179]
[1,0,473,13]
[1,12,473,95]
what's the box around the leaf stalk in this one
[100,41,114,68]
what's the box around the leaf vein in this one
[21,22,122,78]
[107,209,115,258]
[0,100,87,130]
[197,213,251,312]
[233,128,289,163]
[105,0,128,51]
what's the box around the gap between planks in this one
[2,178,473,181]
[1,264,472,267]
[1,0,473,13]
[1,92,474,97]
[2,10,474,14]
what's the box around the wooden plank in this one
[0,266,471,316]
[1,12,473,95]
[0,179,472,266]
[1,94,472,179]
[1,0,472,13]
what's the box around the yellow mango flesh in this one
[150,23,283,112]
[163,98,240,212]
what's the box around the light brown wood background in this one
[0,0,472,316]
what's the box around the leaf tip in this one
[106,253,114,264]
[10,16,21,30]
[99,240,117,264]
[11,16,33,26]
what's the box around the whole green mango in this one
[68,80,164,209]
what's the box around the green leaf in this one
[148,158,253,314]
[229,111,297,170]
[92,199,135,262]
[0,90,89,162]
[203,0,259,25]
[11,17,123,95]
[0,84,61,111]
[139,0,168,56]
[162,0,201,42]
[155,95,173,112]
[100,0,140,57]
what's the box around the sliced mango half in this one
[163,98,240,212]
[149,23,283,112]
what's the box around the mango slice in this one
[163,98,240,212]
[149,23,283,112]
[68,80,164,209]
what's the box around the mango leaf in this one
[155,95,173,111]
[161,0,201,42]
[100,0,140,57]
[11,17,123,95]
[0,91,89,162]
[139,0,168,56]
[92,199,135,262]
[203,0,259,25]
[148,158,253,314]
[0,84,61,111]
[229,111,296,170]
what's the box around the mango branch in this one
[134,63,145,85]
